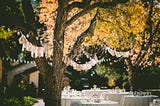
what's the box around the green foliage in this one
[4,97,22,106]
[95,64,121,80]
[0,26,16,39]
[3,96,38,106]
[0,31,22,61]
[146,66,160,76]
[0,0,24,26]
[23,96,38,106]
[18,83,27,90]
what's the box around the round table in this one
[121,95,158,106]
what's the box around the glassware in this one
[149,102,153,106]
[106,96,109,101]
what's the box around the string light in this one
[26,34,29,38]
[17,31,20,35]
[1,57,35,64]
[36,37,39,40]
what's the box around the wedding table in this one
[70,100,119,106]
[61,88,85,106]
[103,92,131,103]
[61,89,120,106]
[61,96,86,106]
[82,89,112,97]
[121,95,158,106]
[149,98,160,106]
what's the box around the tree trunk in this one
[44,68,64,106]
[21,0,68,105]
[43,40,65,106]
[43,0,68,105]
[128,68,137,91]
[34,57,64,106]
[125,58,137,91]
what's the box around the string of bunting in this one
[105,46,130,58]
[18,33,130,71]
[66,58,106,71]
[19,33,45,58]
[18,33,53,58]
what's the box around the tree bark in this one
[128,68,137,91]
[44,67,64,106]
[125,58,137,91]
[43,0,68,106]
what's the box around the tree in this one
[1,0,159,106]
[83,0,160,91]
[96,0,159,91]
[123,0,160,91]
[0,0,27,83]
[19,0,130,106]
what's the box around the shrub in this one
[23,96,38,106]
[3,97,22,106]
[3,96,38,106]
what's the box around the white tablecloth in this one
[121,95,158,106]
[61,96,86,106]
[70,100,119,106]
[82,89,113,98]
[61,90,130,106]
[104,92,131,103]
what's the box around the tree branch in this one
[67,1,90,11]
[67,10,98,59]
[125,58,133,71]
[21,0,52,74]
[22,0,36,33]
[134,1,159,66]
[66,0,128,26]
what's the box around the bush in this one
[3,97,22,106]
[23,96,38,106]
[3,96,38,106]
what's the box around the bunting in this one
[105,47,130,58]
[19,34,52,58]
[18,33,130,71]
